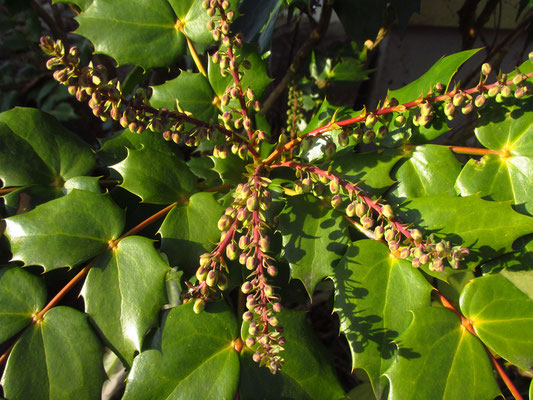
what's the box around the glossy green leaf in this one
[388,49,480,103]
[331,148,403,196]
[460,273,533,370]
[112,147,196,204]
[0,107,96,187]
[278,196,350,296]
[97,128,182,166]
[208,44,272,101]
[385,307,500,400]
[151,71,219,123]
[168,0,216,45]
[0,266,46,343]
[391,145,461,203]
[232,0,282,52]
[210,153,248,184]
[82,236,170,365]
[481,235,533,274]
[76,0,188,69]
[123,301,239,399]
[398,194,533,268]
[159,192,223,273]
[1,307,105,400]
[456,154,533,215]
[457,98,533,215]
[333,241,432,398]
[4,190,125,271]
[239,309,344,400]
[302,99,355,134]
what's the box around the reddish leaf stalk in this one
[435,290,524,400]
[262,70,533,166]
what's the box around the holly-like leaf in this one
[0,107,96,187]
[210,153,248,184]
[123,301,239,399]
[4,190,125,271]
[331,148,403,196]
[159,192,224,273]
[1,307,105,400]
[397,194,533,269]
[333,241,432,398]
[390,144,461,203]
[151,71,219,123]
[0,266,46,343]
[82,236,170,365]
[112,146,196,204]
[232,0,282,52]
[456,98,533,215]
[76,0,214,69]
[460,273,533,370]
[388,49,481,104]
[239,309,344,400]
[278,196,350,296]
[384,307,501,400]
[52,0,93,10]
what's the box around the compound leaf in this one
[1,307,105,400]
[82,236,170,365]
[4,190,125,271]
[123,301,239,399]
[333,240,432,398]
[460,273,533,370]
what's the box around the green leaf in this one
[384,307,501,400]
[239,309,344,400]
[388,49,481,104]
[168,0,216,45]
[278,196,350,296]
[333,241,432,398]
[481,236,533,274]
[208,44,272,102]
[331,148,403,196]
[159,192,223,273]
[112,146,196,204]
[82,236,170,365]
[76,0,188,69]
[151,71,219,123]
[0,107,96,187]
[390,145,461,203]
[97,127,183,166]
[1,307,105,400]
[4,190,125,271]
[397,194,533,269]
[0,266,46,343]
[123,301,239,399]
[457,98,533,215]
[460,273,533,370]
[210,153,248,184]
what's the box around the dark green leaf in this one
[112,147,196,204]
[0,266,46,343]
[0,107,95,187]
[123,301,239,399]
[82,236,170,365]
[168,0,216,45]
[151,71,219,123]
[278,196,350,296]
[1,307,105,400]
[384,307,501,400]
[4,190,125,271]
[391,145,461,203]
[398,194,533,269]
[460,273,533,370]
[159,192,223,273]
[210,153,247,184]
[331,148,403,196]
[239,309,344,400]
[333,241,432,398]
[233,0,282,52]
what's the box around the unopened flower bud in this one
[267,265,277,277]
[374,225,384,239]
[331,194,342,208]
[193,298,205,314]
[243,311,253,322]
[324,142,336,158]
[245,337,255,347]
[419,253,429,265]
[264,285,273,297]
[474,94,487,108]
[246,196,258,211]
[361,216,373,229]
[363,130,375,144]
[501,85,512,97]
[241,281,253,294]
[217,215,231,231]
[217,275,228,290]
[412,258,421,268]
[226,243,237,260]
[394,114,406,127]
[346,202,356,217]
[481,63,492,76]
[462,104,474,114]
[259,237,270,252]
[206,270,218,287]
[444,102,456,117]
[381,205,394,219]
[338,130,349,146]
[246,256,256,271]
[329,179,339,194]
[488,86,500,97]
[389,241,399,251]
[355,202,366,218]
[452,93,465,107]
[196,266,208,282]
[377,125,388,139]
[273,303,282,313]
[365,113,376,129]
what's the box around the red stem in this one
[0,187,18,195]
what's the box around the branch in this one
[260,2,332,115]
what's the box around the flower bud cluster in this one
[284,162,470,272]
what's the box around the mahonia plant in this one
[1,0,533,399]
